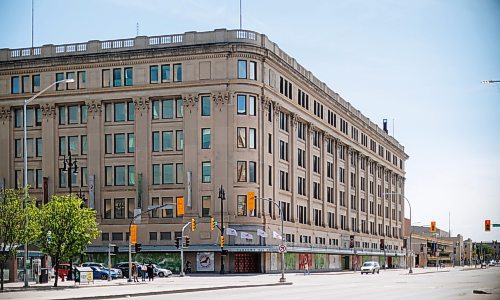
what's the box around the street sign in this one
[278,244,287,253]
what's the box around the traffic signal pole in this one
[127,203,171,282]
[260,197,286,283]
[180,221,192,277]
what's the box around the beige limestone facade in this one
[0,29,408,273]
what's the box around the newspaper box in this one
[75,267,94,284]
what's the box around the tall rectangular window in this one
[81,167,88,187]
[150,65,159,83]
[36,138,43,157]
[176,163,184,184]
[105,166,113,186]
[114,198,125,219]
[152,164,161,185]
[237,95,246,114]
[124,67,133,86]
[81,135,88,155]
[152,100,160,119]
[151,197,159,218]
[202,161,211,183]
[32,74,41,92]
[127,198,135,218]
[58,106,66,125]
[35,107,42,126]
[15,139,22,158]
[59,136,66,156]
[237,195,247,216]
[201,128,211,149]
[162,131,173,151]
[237,127,246,148]
[176,99,184,118]
[104,199,112,219]
[249,95,256,116]
[162,99,174,119]
[201,95,211,116]
[249,128,256,149]
[81,105,88,123]
[249,161,256,183]
[249,61,257,80]
[56,73,64,90]
[238,60,247,79]
[113,68,122,87]
[102,69,111,87]
[162,164,174,184]
[14,109,22,128]
[152,132,160,152]
[104,103,112,122]
[237,161,247,182]
[59,168,67,188]
[68,105,78,124]
[128,165,135,185]
[77,71,86,89]
[11,76,20,94]
[128,133,135,153]
[161,64,170,82]
[176,130,184,151]
[114,133,126,154]
[173,63,182,82]
[66,72,75,89]
[105,134,112,154]
[114,166,126,186]
[114,102,126,122]
[202,196,211,217]
[128,101,135,121]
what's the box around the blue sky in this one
[1,0,499,242]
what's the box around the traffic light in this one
[430,221,436,233]
[185,236,190,247]
[113,245,119,254]
[134,243,142,253]
[220,235,225,248]
[485,220,491,232]
[210,217,217,231]
[247,192,255,210]
[191,218,196,231]
[380,239,385,250]
[175,237,181,249]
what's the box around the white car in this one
[361,261,380,274]
[152,264,172,277]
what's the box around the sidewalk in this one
[0,275,292,300]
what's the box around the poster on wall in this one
[271,253,278,271]
[197,252,214,272]
[329,255,341,270]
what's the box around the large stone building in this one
[0,29,408,274]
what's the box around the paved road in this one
[131,268,500,300]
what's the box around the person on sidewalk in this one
[141,264,147,281]
[304,257,310,275]
[132,264,138,282]
[147,263,154,281]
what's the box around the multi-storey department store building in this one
[0,29,408,273]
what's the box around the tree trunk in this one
[0,261,4,291]
[53,258,59,287]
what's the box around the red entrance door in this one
[234,253,259,273]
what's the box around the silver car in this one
[361,261,380,274]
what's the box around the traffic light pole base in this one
[279,277,286,283]
[180,271,185,277]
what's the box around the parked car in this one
[82,262,123,278]
[361,261,380,274]
[488,260,496,267]
[152,264,173,277]
[89,266,118,280]
[115,262,141,278]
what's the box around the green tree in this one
[0,188,40,290]
[36,194,99,287]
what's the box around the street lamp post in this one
[22,78,74,287]
[383,192,412,274]
[481,80,500,84]
[62,150,78,195]
[262,197,286,283]
[218,186,226,275]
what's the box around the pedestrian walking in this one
[132,264,138,282]
[147,263,154,281]
[304,256,310,275]
[141,264,147,281]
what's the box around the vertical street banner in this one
[130,224,137,245]
[177,197,185,216]
[42,177,48,204]
[187,171,192,208]
[89,175,95,209]
[197,252,214,271]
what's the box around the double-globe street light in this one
[383,192,413,274]
[23,78,74,287]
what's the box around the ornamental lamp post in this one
[22,78,74,287]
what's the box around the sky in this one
[1,0,499,242]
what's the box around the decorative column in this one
[345,145,351,231]
[306,123,315,225]
[40,103,57,199]
[320,131,327,227]
[133,97,150,213]
[86,100,102,218]
[0,107,12,187]
[289,113,298,223]
[271,101,281,220]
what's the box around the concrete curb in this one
[54,282,294,300]
[406,270,450,275]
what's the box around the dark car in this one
[115,262,141,278]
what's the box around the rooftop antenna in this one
[136,22,139,36]
[392,118,395,137]
[239,0,242,29]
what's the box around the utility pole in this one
[218,186,226,274]
[180,221,192,277]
